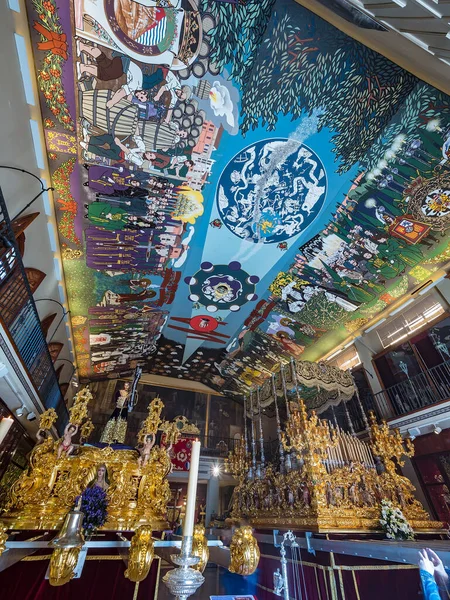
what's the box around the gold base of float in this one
[1,443,171,532]
[228,464,444,535]
[248,515,444,534]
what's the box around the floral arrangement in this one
[76,487,108,536]
[31,0,74,131]
[379,499,414,540]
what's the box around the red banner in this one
[162,435,193,471]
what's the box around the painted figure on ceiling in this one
[83,163,153,195]
[81,131,152,168]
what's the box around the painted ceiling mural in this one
[25,0,450,396]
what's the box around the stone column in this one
[205,474,220,527]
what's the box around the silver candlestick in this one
[163,536,205,600]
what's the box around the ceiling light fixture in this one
[433,424,442,435]
[389,298,415,316]
[326,349,342,362]
[363,318,387,334]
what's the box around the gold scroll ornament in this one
[125,525,155,582]
[192,524,209,573]
[49,547,81,586]
[228,526,260,576]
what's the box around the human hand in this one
[426,548,448,584]
[419,549,435,575]
[106,100,114,109]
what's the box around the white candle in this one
[183,439,201,539]
[0,416,13,445]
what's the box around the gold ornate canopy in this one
[254,359,355,414]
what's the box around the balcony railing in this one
[0,187,68,432]
[373,358,450,420]
[200,434,279,462]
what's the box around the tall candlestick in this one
[280,364,290,419]
[290,357,301,410]
[249,392,257,475]
[353,437,361,463]
[356,439,365,464]
[0,416,13,445]
[256,387,265,468]
[337,438,342,466]
[183,439,201,539]
[243,396,249,456]
[271,375,285,472]
[343,401,355,435]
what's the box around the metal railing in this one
[373,358,450,419]
[201,435,279,461]
[0,187,68,432]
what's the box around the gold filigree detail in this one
[39,408,58,431]
[159,421,181,446]
[68,387,93,425]
[224,438,249,480]
[125,525,155,582]
[192,524,209,573]
[228,526,260,576]
[49,547,81,586]
[0,524,7,557]
[172,415,200,435]
[80,419,95,444]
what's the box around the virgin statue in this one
[89,463,109,491]
[100,381,133,444]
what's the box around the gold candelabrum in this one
[224,438,249,480]
[138,397,164,443]
[39,408,58,431]
[281,400,338,510]
[68,387,93,425]
[79,419,95,444]
[230,399,442,533]
[369,411,414,474]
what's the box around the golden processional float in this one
[0,388,260,594]
[225,358,443,533]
